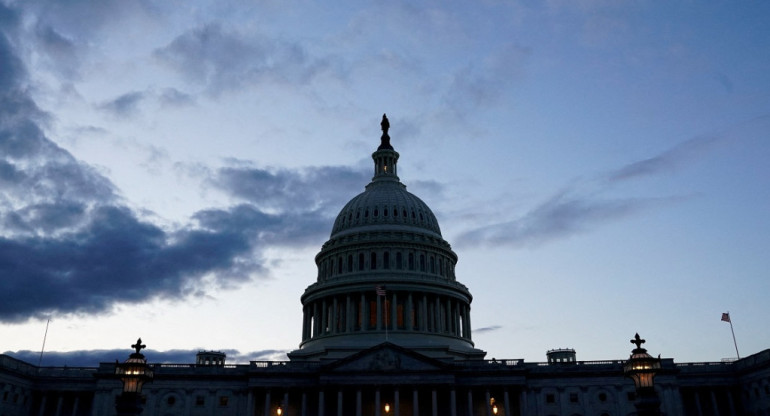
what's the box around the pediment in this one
[327,343,448,373]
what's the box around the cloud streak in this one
[5,347,290,367]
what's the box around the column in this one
[377,293,383,330]
[321,300,328,334]
[264,391,271,416]
[504,389,511,416]
[421,295,428,331]
[395,389,400,416]
[406,292,414,331]
[375,389,381,416]
[710,390,721,416]
[467,390,473,416]
[332,297,338,334]
[319,391,325,416]
[37,394,47,416]
[360,294,367,331]
[346,295,353,332]
[694,390,704,416]
[391,292,398,330]
[313,303,320,336]
[246,391,254,416]
[485,390,492,416]
[337,390,343,416]
[54,395,63,416]
[302,391,308,416]
[356,389,362,416]
[413,389,419,416]
[450,389,457,416]
[431,389,438,416]
[72,395,80,416]
[283,392,289,416]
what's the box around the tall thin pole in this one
[38,318,50,367]
[728,314,740,359]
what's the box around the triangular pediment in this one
[325,342,449,373]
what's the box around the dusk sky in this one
[2,1,769,366]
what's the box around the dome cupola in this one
[289,115,485,362]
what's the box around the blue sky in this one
[1,0,769,366]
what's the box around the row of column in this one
[252,386,517,416]
[302,291,471,341]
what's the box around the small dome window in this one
[394,207,398,217]
[403,209,408,217]
[373,208,378,217]
[364,209,369,218]
[383,207,388,217]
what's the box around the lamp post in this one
[623,333,662,416]
[115,338,153,416]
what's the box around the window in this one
[337,257,342,274]
[167,396,176,406]
[373,208,378,217]
[569,393,578,403]
[545,394,555,404]
[370,252,377,270]
[429,256,435,273]
[359,253,365,271]
[396,252,403,269]
[408,253,414,270]
[348,255,353,272]
[196,396,205,406]
[419,254,425,271]
[219,396,229,407]
[598,392,607,402]
[627,392,636,401]
[383,252,390,269]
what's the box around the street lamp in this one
[115,338,153,416]
[384,402,390,414]
[623,333,661,416]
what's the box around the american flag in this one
[721,312,731,323]
[376,285,386,296]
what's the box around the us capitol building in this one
[1,116,769,416]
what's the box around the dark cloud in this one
[213,164,370,216]
[0,11,340,323]
[98,91,146,117]
[608,135,720,182]
[455,189,670,248]
[34,24,80,79]
[473,325,502,334]
[158,87,195,107]
[5,348,289,367]
[153,23,331,93]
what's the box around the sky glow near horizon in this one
[1,1,769,366]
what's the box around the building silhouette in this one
[2,116,769,415]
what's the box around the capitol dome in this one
[289,115,485,362]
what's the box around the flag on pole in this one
[376,285,386,296]
[721,312,731,323]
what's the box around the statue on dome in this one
[378,113,393,150]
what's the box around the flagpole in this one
[728,312,740,359]
[38,318,50,367]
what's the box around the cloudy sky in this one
[2,1,769,366]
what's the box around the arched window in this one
[420,254,426,272]
[383,252,390,269]
[396,252,403,269]
[330,259,335,276]
[337,256,343,274]
[408,253,415,270]
[430,256,435,273]
[373,208,379,217]
[347,254,353,272]
[359,253,365,271]
[370,252,377,270]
